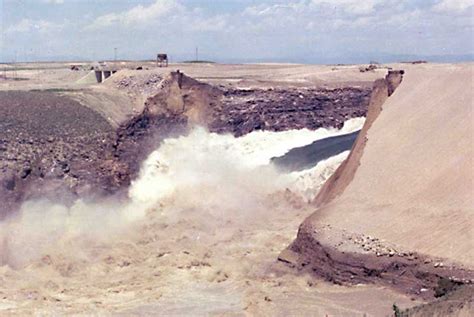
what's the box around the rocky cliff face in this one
[209,87,371,136]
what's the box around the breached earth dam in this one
[1,64,472,316]
[1,119,407,316]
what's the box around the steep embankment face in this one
[0,91,124,218]
[312,69,403,206]
[114,72,223,178]
[289,63,473,289]
[281,65,474,310]
[310,64,473,266]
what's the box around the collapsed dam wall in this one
[114,71,373,184]
[114,72,223,179]
[313,70,404,206]
[309,64,473,265]
[285,64,474,302]
[0,71,373,218]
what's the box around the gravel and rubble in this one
[0,91,126,217]
[210,87,371,136]
[281,221,474,301]
[110,72,372,138]
[114,74,163,97]
[309,224,473,273]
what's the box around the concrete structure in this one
[94,69,117,83]
[157,54,168,67]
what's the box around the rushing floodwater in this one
[1,118,365,268]
[2,118,420,317]
[131,117,364,204]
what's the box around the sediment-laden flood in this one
[0,118,417,315]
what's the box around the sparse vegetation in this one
[434,277,463,298]
[359,64,378,72]
[400,285,474,316]
[0,77,29,81]
[30,88,76,93]
[393,303,402,317]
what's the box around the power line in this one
[1,0,5,78]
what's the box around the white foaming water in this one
[0,118,364,268]
[130,117,364,205]
[288,151,350,201]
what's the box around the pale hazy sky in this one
[1,0,473,63]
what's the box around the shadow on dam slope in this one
[271,130,359,172]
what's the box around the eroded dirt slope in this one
[309,63,474,266]
[285,64,474,308]
[0,91,125,217]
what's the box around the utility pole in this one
[114,48,117,62]
[195,47,199,62]
[1,0,4,78]
[13,51,17,79]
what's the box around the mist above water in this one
[0,118,364,268]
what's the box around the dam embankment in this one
[284,64,474,303]
[0,72,372,218]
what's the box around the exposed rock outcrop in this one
[284,222,473,300]
[210,87,371,136]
